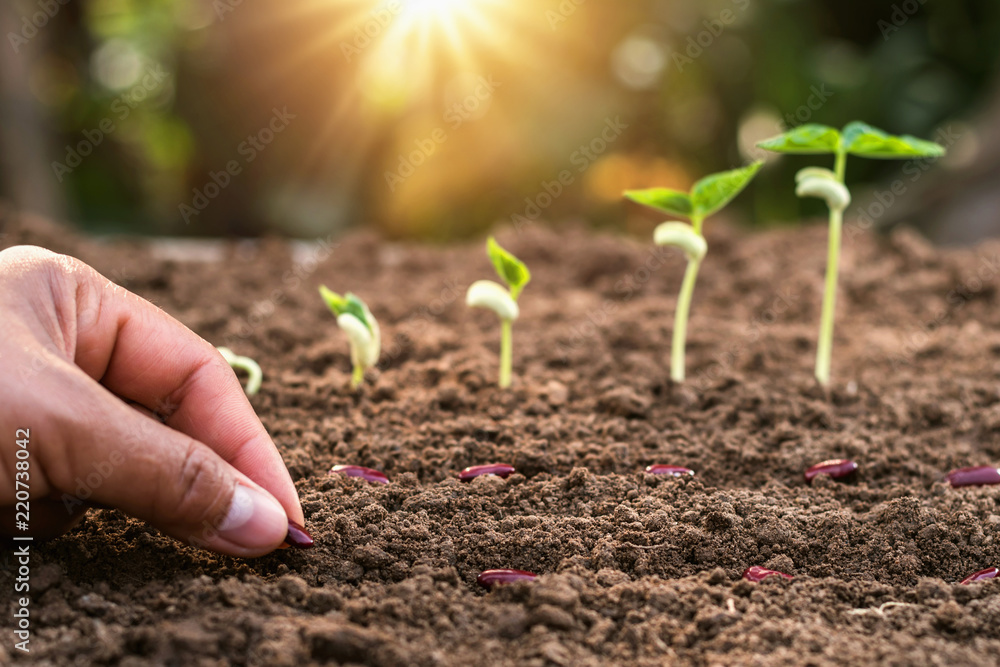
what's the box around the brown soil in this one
[3,210,1000,666]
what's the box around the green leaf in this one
[319,285,347,315]
[757,124,841,154]
[320,286,372,332]
[691,161,764,218]
[840,121,945,159]
[487,237,531,300]
[623,188,693,219]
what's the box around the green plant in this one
[466,237,531,388]
[624,161,763,383]
[758,122,945,385]
[319,287,381,389]
[217,347,263,396]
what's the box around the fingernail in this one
[283,520,314,549]
[217,484,288,551]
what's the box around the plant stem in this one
[351,363,364,390]
[672,257,702,383]
[816,150,847,386]
[499,318,513,388]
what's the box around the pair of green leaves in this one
[487,237,530,300]
[757,121,944,159]
[319,287,373,332]
[623,160,764,222]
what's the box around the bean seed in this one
[476,569,538,590]
[960,567,998,584]
[804,459,858,484]
[742,566,793,582]
[644,464,695,477]
[330,464,389,484]
[945,466,1000,488]
[282,520,314,549]
[459,463,516,482]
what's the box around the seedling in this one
[624,161,763,382]
[466,237,531,388]
[217,347,262,395]
[758,122,945,385]
[319,287,381,389]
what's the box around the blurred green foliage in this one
[23,0,1000,237]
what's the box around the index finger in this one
[61,259,304,524]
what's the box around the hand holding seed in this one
[0,246,306,557]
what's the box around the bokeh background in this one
[2,0,999,243]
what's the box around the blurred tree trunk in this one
[0,1,64,223]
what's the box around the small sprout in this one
[319,286,381,389]
[624,161,763,383]
[759,122,945,386]
[217,346,262,395]
[466,237,531,388]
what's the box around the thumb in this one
[45,368,293,557]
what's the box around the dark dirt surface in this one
[3,209,1000,666]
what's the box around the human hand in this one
[0,245,308,557]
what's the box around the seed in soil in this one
[465,237,531,389]
[960,567,998,584]
[476,569,538,590]
[623,161,762,383]
[330,464,389,484]
[282,520,314,549]
[742,566,793,582]
[644,464,695,477]
[945,466,1000,487]
[459,463,516,482]
[758,122,945,385]
[804,459,858,484]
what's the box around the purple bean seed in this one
[742,566,793,582]
[945,466,1000,488]
[476,569,538,590]
[960,567,998,584]
[644,464,695,477]
[804,459,858,484]
[282,520,314,549]
[330,465,389,484]
[459,464,516,482]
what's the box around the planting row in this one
[278,460,1000,586]
[219,122,947,395]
